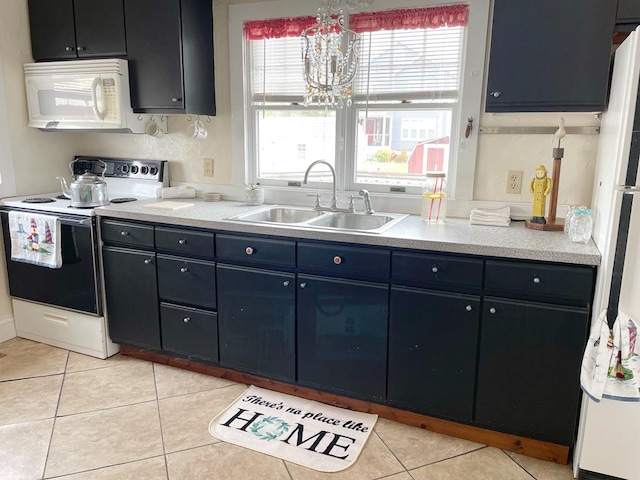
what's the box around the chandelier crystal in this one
[301,0,371,108]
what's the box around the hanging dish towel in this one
[581,309,640,402]
[9,212,62,268]
[602,311,640,402]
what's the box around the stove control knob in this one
[121,165,130,174]
[130,165,139,174]
[141,166,149,175]
[150,166,158,176]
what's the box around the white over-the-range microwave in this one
[24,58,165,133]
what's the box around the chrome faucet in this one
[303,160,352,212]
[359,189,375,214]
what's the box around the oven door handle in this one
[0,209,92,227]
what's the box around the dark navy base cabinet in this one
[216,264,295,381]
[297,274,388,402]
[103,246,160,349]
[475,297,590,445]
[388,287,480,422]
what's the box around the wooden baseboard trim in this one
[121,346,570,464]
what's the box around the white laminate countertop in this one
[93,199,601,266]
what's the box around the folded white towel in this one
[9,212,62,268]
[469,206,511,227]
[157,186,196,199]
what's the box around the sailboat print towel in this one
[581,309,640,402]
[9,212,62,268]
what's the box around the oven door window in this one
[1,214,100,315]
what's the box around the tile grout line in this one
[372,429,412,478]
[499,449,537,480]
[40,349,70,480]
[151,362,171,478]
[404,445,490,475]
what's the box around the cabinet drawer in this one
[156,226,214,258]
[101,219,154,248]
[392,252,483,289]
[157,254,216,309]
[160,302,218,361]
[485,260,594,304]
[298,243,390,279]
[216,234,295,267]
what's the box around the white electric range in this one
[0,156,169,358]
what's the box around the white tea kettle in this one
[57,158,109,208]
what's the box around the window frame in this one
[229,0,489,209]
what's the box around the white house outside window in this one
[230,0,488,205]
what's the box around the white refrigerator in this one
[575,26,640,480]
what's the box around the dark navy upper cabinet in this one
[124,0,216,115]
[28,0,126,61]
[486,0,616,112]
[297,274,389,402]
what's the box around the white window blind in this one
[354,26,464,103]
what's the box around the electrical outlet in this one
[506,169,523,194]
[203,158,214,177]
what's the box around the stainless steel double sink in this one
[226,206,408,234]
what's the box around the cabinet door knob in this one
[283,281,290,287]
[178,239,187,245]
[144,258,152,265]
[300,282,307,288]
[489,307,496,314]
[490,91,502,98]
[76,46,85,51]
[333,256,342,265]
[431,266,439,273]
[171,97,182,102]
[245,246,254,255]
[120,231,129,236]
[466,305,472,312]
[65,46,74,52]
[180,267,188,273]
[533,276,541,284]
[183,316,190,323]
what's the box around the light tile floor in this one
[0,337,576,480]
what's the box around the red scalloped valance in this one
[350,4,469,33]
[244,16,317,40]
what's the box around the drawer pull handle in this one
[180,267,188,273]
[466,305,472,312]
[533,276,541,284]
[144,258,152,265]
[245,246,254,255]
[120,231,129,236]
[333,256,342,265]
[300,282,307,288]
[432,266,439,273]
[489,307,496,314]
[183,316,190,323]
[283,281,290,287]
[178,239,187,245]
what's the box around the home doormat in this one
[208,385,377,472]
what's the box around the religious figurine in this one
[529,165,553,224]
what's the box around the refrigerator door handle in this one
[615,185,640,193]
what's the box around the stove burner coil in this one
[110,197,138,204]
[22,197,55,204]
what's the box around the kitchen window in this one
[230,0,488,202]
